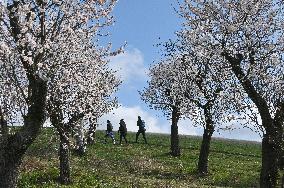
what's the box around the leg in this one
[142,131,147,144]
[119,133,123,144]
[124,134,128,143]
[136,131,140,143]
[110,132,115,144]
[104,132,109,143]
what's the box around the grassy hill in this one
[18,128,261,187]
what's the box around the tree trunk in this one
[198,103,214,175]
[170,107,180,157]
[224,54,282,187]
[59,134,71,184]
[49,107,71,185]
[0,107,8,137]
[87,123,97,144]
[0,138,22,188]
[279,134,284,188]
[49,107,85,184]
[281,155,284,188]
[198,129,213,175]
[278,119,284,188]
[74,119,86,155]
[0,78,47,187]
[260,134,278,188]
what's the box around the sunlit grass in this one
[18,128,261,187]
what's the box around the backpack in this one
[107,123,113,131]
[142,121,146,131]
[123,124,127,133]
[142,120,145,127]
[120,121,127,133]
[139,120,146,131]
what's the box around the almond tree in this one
[46,51,120,183]
[143,45,243,173]
[140,60,193,157]
[0,0,118,186]
[179,0,284,186]
[173,33,252,175]
[177,55,237,175]
[47,59,120,183]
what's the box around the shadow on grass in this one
[142,170,192,180]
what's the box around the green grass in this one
[18,128,261,187]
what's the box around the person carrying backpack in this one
[135,116,147,144]
[104,120,116,144]
[118,119,128,144]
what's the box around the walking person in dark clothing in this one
[118,119,128,144]
[104,120,116,144]
[135,116,147,144]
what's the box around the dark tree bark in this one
[59,134,71,184]
[48,97,71,184]
[49,102,85,184]
[0,106,8,137]
[274,104,284,187]
[198,104,214,175]
[74,138,85,156]
[170,107,180,157]
[198,129,212,175]
[260,134,278,188]
[281,153,284,188]
[223,53,283,187]
[0,78,47,188]
[49,105,71,184]
[50,113,71,184]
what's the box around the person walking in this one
[118,119,128,144]
[135,116,147,144]
[104,120,116,144]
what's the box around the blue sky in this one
[108,0,181,60]
[98,0,262,142]
[109,0,181,107]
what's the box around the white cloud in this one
[178,119,198,136]
[109,48,147,83]
[216,128,261,142]
[98,105,166,133]
[98,105,261,142]
[98,105,199,136]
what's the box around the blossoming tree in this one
[46,49,120,183]
[142,39,243,173]
[140,60,193,157]
[0,0,118,186]
[178,0,284,186]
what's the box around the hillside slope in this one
[18,129,261,187]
